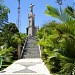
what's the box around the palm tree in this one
[45,5,74,22]
[42,1,75,74]
[65,6,75,18]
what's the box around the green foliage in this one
[45,5,74,22]
[38,2,75,75]
[19,33,27,44]
[0,0,10,30]
[1,23,19,47]
[45,5,60,20]
[0,45,14,59]
[37,21,75,75]
[65,6,75,18]
[0,0,26,70]
[0,22,26,70]
[2,23,19,34]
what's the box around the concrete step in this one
[23,52,40,55]
[25,52,40,55]
[22,54,40,58]
[27,40,36,44]
[26,47,38,50]
[22,55,40,58]
[23,52,40,58]
[26,48,39,51]
[1,73,46,75]
[26,45,38,48]
[26,51,40,53]
[26,46,38,48]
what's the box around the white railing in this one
[21,37,28,58]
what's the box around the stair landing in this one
[0,59,51,75]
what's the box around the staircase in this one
[0,37,51,75]
[22,36,40,58]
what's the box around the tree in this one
[65,6,75,18]
[40,1,75,75]
[0,22,26,68]
[2,23,19,47]
[0,0,26,70]
[0,0,9,31]
[2,23,19,34]
[45,5,74,22]
[37,20,75,74]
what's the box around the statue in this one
[29,4,34,13]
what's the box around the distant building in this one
[26,4,39,36]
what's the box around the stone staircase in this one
[0,37,51,75]
[22,37,40,58]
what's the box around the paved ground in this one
[0,59,51,75]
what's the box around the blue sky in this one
[4,0,74,33]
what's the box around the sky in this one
[4,0,74,33]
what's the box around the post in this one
[17,0,21,31]
[39,45,43,57]
[0,55,3,71]
[18,44,21,59]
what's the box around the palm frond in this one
[65,6,75,18]
[45,5,60,19]
[45,5,73,22]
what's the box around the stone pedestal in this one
[26,4,38,37]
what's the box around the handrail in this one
[21,37,28,58]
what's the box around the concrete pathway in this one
[0,58,51,75]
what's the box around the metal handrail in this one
[21,37,28,58]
